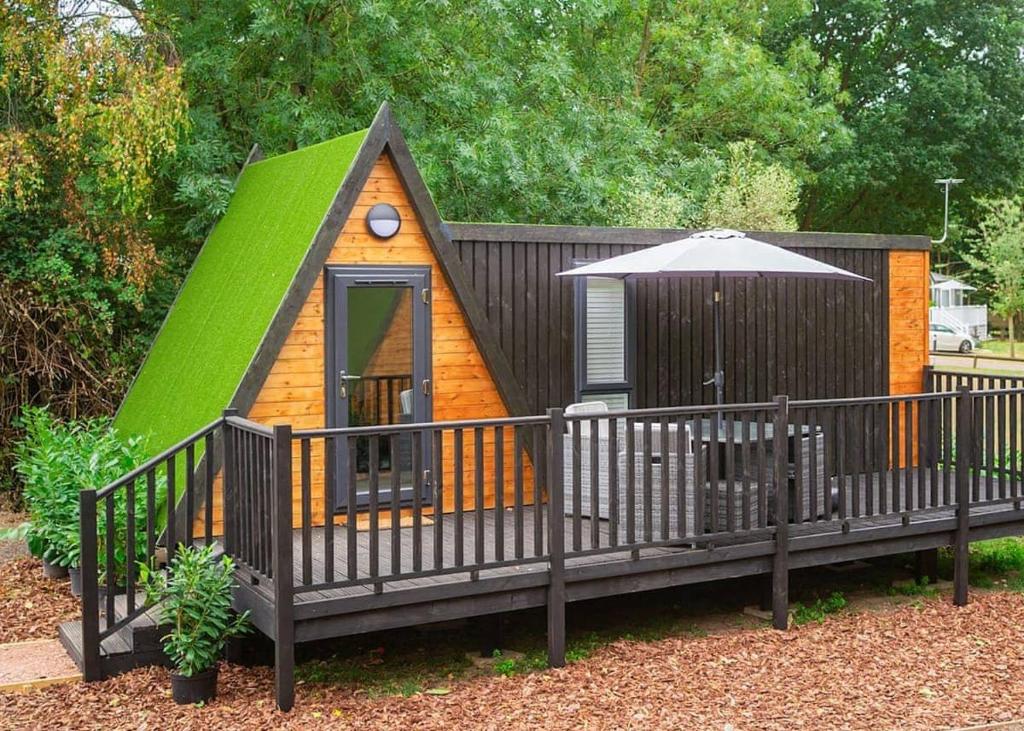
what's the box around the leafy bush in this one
[144,545,249,677]
[792,591,847,625]
[13,406,159,575]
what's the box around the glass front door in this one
[326,266,432,510]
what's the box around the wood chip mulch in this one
[0,558,80,643]
[4,591,1024,730]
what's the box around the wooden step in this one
[58,614,170,679]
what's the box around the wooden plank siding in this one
[200,154,527,535]
[450,239,892,411]
[889,250,930,396]
[888,249,931,468]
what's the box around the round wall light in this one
[366,203,402,239]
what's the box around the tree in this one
[965,198,1024,357]
[775,0,1024,254]
[143,0,843,230]
[703,141,801,231]
[0,1,188,495]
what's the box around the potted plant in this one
[143,544,249,704]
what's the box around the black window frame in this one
[572,261,636,407]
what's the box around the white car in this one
[930,323,977,353]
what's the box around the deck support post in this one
[79,488,102,681]
[758,574,773,612]
[546,407,566,668]
[272,424,296,711]
[772,395,790,630]
[479,613,506,657]
[914,549,938,585]
[954,386,972,606]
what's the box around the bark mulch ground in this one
[3,590,1024,730]
[0,558,80,643]
[0,511,29,566]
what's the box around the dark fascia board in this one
[228,103,532,421]
[446,222,931,251]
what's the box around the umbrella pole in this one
[713,272,724,405]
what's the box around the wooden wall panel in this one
[888,250,930,396]
[452,240,891,411]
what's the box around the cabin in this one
[62,104,1024,711]
[930,271,988,340]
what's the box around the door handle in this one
[339,371,361,399]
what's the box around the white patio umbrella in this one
[557,229,871,405]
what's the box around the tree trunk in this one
[1010,313,1016,359]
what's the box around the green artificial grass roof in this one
[115,128,368,456]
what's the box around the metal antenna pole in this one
[932,177,964,245]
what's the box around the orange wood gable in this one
[888,250,930,396]
[203,153,529,532]
[887,249,930,467]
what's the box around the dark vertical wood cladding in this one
[451,238,889,412]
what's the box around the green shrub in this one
[792,591,847,625]
[13,406,160,576]
[144,545,249,677]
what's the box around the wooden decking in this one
[228,468,1024,644]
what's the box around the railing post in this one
[79,488,101,681]
[772,395,790,630]
[222,408,238,556]
[545,407,566,668]
[954,386,972,606]
[916,366,939,579]
[271,423,295,711]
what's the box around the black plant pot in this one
[171,666,219,705]
[69,567,82,597]
[42,559,68,580]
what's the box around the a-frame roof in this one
[115,104,528,457]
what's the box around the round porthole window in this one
[366,203,402,239]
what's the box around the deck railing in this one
[78,417,223,680]
[78,383,1024,686]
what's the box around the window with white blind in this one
[574,272,634,407]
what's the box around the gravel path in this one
[3,591,1024,730]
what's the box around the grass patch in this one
[791,592,847,625]
[978,340,1024,358]
[297,642,472,698]
[888,577,939,598]
[971,538,1024,573]
[938,538,1024,589]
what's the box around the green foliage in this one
[13,406,160,576]
[791,591,847,625]
[774,0,1024,248]
[0,3,189,500]
[888,578,939,598]
[144,545,249,677]
[971,538,1024,575]
[703,141,801,231]
[965,198,1024,351]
